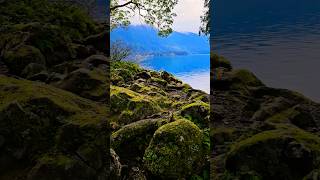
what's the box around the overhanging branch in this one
[110,1,140,11]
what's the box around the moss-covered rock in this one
[211,127,235,145]
[27,154,100,180]
[135,71,152,80]
[211,53,232,71]
[21,63,47,79]
[160,71,182,84]
[181,101,210,128]
[225,127,320,180]
[110,148,122,180]
[56,68,108,101]
[143,120,205,179]
[111,118,169,163]
[84,54,109,67]
[303,169,320,180]
[229,69,264,89]
[149,77,168,87]
[82,31,109,53]
[0,75,109,180]
[3,45,45,75]
[110,86,161,124]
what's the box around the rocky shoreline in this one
[0,1,112,179]
[0,1,210,179]
[2,1,320,180]
[211,54,320,180]
[110,60,210,179]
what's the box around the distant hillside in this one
[111,25,210,55]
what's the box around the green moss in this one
[230,69,264,89]
[211,53,232,70]
[150,77,168,87]
[110,86,161,123]
[111,118,169,164]
[226,126,320,180]
[181,101,210,128]
[211,127,235,145]
[111,61,141,74]
[266,108,299,123]
[0,75,108,125]
[39,154,74,167]
[55,68,108,102]
[0,0,98,39]
[143,120,205,179]
[3,45,45,75]
[0,75,109,179]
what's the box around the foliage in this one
[110,0,178,36]
[0,0,98,39]
[200,0,210,35]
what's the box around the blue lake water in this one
[212,0,320,102]
[140,54,210,93]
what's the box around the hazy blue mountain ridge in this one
[111,25,210,55]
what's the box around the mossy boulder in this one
[111,118,169,163]
[21,63,47,79]
[251,97,292,122]
[303,169,320,180]
[112,68,134,83]
[82,31,109,53]
[211,127,235,145]
[149,77,168,87]
[56,68,108,101]
[160,71,182,84]
[110,86,161,124]
[3,45,45,75]
[211,53,232,71]
[225,127,320,180]
[7,22,77,66]
[181,101,210,128]
[0,75,109,180]
[143,120,205,179]
[84,54,109,67]
[110,148,122,180]
[111,61,142,85]
[229,69,264,89]
[27,154,102,180]
[134,71,152,80]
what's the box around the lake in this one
[139,54,210,93]
[212,0,320,102]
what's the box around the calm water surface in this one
[140,54,210,93]
[212,0,320,102]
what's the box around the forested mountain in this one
[111,25,210,55]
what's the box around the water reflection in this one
[140,54,210,93]
[212,0,320,102]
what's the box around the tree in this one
[110,40,132,61]
[110,0,178,36]
[200,0,210,35]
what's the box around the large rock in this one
[181,101,210,128]
[84,54,109,67]
[143,120,205,179]
[83,31,109,54]
[110,86,161,125]
[56,68,108,101]
[21,63,47,79]
[225,127,320,180]
[109,149,122,180]
[211,53,232,70]
[111,118,168,163]
[0,75,109,180]
[3,45,45,75]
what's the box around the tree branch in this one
[110,1,139,11]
